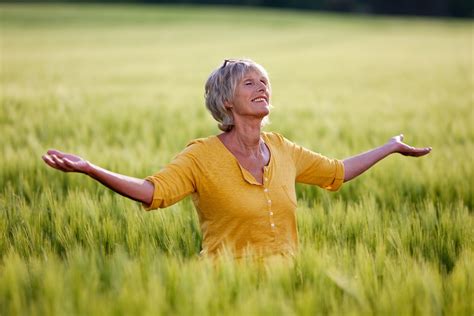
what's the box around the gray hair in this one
[205,59,271,132]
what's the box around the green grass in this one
[1,3,473,315]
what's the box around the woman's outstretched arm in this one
[42,149,154,205]
[343,134,431,182]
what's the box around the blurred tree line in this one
[4,0,472,17]
[159,0,473,17]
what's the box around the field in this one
[1,3,473,315]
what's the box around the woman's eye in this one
[245,82,252,85]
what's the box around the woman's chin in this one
[255,112,269,121]
[257,107,270,117]
[240,108,270,121]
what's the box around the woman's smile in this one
[251,96,269,105]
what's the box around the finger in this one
[403,147,432,157]
[51,154,74,172]
[48,155,68,171]
[42,155,58,168]
[63,157,74,166]
[399,133,404,141]
[414,147,432,156]
[412,147,431,153]
[63,157,79,170]
[43,155,68,172]
[47,149,66,158]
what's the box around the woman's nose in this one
[257,82,267,92]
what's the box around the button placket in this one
[262,171,275,232]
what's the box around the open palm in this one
[42,149,91,173]
[388,134,432,157]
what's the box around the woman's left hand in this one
[388,134,432,157]
[343,133,432,182]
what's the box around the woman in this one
[42,59,431,259]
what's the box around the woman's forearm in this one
[86,164,154,205]
[42,149,154,205]
[342,134,431,182]
[343,143,396,182]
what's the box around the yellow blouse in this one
[144,132,344,258]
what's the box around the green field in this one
[1,4,473,315]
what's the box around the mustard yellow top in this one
[144,132,344,258]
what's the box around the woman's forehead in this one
[242,68,269,81]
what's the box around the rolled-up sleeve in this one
[143,144,199,211]
[284,137,345,191]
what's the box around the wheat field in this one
[0,4,473,315]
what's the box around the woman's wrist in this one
[384,141,400,155]
[83,161,95,176]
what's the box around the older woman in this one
[42,59,431,259]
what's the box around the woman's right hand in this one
[42,149,92,174]
[42,149,154,204]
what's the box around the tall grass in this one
[1,4,473,315]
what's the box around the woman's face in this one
[226,69,271,122]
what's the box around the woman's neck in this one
[220,124,263,158]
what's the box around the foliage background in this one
[4,0,473,17]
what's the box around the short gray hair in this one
[205,59,271,132]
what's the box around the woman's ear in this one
[224,100,233,110]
